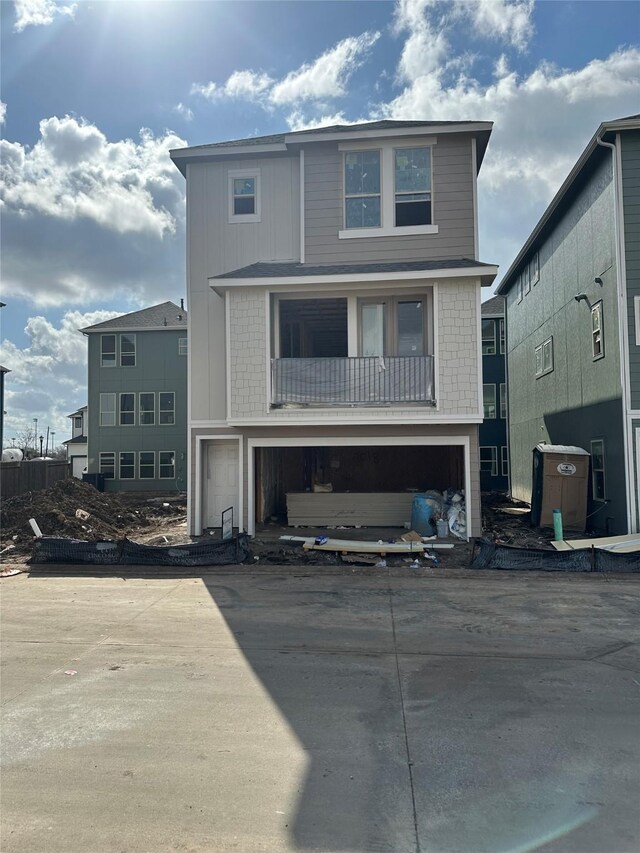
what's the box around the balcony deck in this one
[271,356,435,407]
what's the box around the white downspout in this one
[596,134,635,533]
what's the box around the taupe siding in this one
[621,130,640,410]
[304,136,475,263]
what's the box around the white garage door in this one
[205,440,239,529]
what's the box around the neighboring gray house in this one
[170,120,498,536]
[63,405,88,478]
[82,302,188,492]
[496,115,640,535]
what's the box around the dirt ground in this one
[1,480,556,570]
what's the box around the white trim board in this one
[230,415,482,426]
[246,435,472,538]
[194,434,244,537]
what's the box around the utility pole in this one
[39,435,44,457]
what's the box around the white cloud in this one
[173,102,194,122]
[1,310,119,440]
[13,0,76,32]
[191,30,380,109]
[0,101,6,125]
[1,116,186,238]
[465,0,535,51]
[286,111,352,132]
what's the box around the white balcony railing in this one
[271,356,435,407]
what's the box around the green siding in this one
[621,131,640,410]
[86,329,187,492]
[506,151,626,531]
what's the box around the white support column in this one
[347,295,358,356]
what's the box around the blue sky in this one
[1,0,639,445]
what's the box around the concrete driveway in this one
[1,567,639,853]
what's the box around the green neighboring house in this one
[82,302,187,492]
[497,115,640,535]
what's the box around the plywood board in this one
[280,535,453,553]
[286,491,414,527]
[551,534,640,554]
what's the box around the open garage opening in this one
[254,444,465,530]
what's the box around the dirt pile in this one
[1,479,186,555]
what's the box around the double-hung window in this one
[159,392,175,425]
[139,451,155,479]
[344,151,381,229]
[500,383,507,419]
[228,169,260,222]
[101,335,116,367]
[99,452,115,479]
[394,147,431,226]
[501,446,509,477]
[139,392,155,425]
[120,393,135,426]
[159,451,175,479]
[499,319,505,354]
[482,319,496,355]
[119,452,135,479]
[480,447,498,476]
[483,384,496,419]
[591,302,604,359]
[590,439,606,501]
[120,334,136,367]
[535,337,554,377]
[178,337,188,356]
[100,393,116,427]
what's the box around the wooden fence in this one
[1,460,71,500]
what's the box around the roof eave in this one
[80,324,187,334]
[170,143,288,175]
[497,117,640,295]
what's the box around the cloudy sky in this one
[1,0,639,446]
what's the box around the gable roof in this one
[481,295,505,317]
[171,119,493,174]
[497,114,640,296]
[81,302,187,333]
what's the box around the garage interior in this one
[254,445,465,527]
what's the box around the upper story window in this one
[73,416,83,431]
[482,319,496,355]
[499,318,505,354]
[344,151,381,229]
[159,392,175,425]
[101,335,116,367]
[178,337,188,355]
[99,393,116,427]
[394,147,431,227]
[228,169,260,223]
[591,301,604,360]
[359,297,430,357]
[535,337,554,378]
[120,334,136,367]
[530,252,540,285]
[483,384,496,419]
[340,143,437,239]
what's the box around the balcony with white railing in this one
[271,356,435,407]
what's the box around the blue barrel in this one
[410,494,434,536]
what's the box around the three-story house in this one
[171,120,497,536]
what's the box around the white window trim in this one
[158,450,176,479]
[178,337,188,355]
[119,333,136,368]
[483,383,497,419]
[482,319,496,355]
[590,439,606,502]
[535,337,554,378]
[228,168,261,223]
[501,446,509,477]
[99,451,115,479]
[139,392,155,426]
[100,334,117,368]
[139,450,155,480]
[499,318,505,354]
[480,446,498,477]
[338,141,438,239]
[119,392,136,426]
[591,301,604,361]
[159,392,175,426]
[119,451,136,480]
[500,383,507,419]
[531,251,540,285]
[99,393,116,427]
[635,296,640,345]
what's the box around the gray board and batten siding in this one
[622,130,640,411]
[304,134,477,264]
